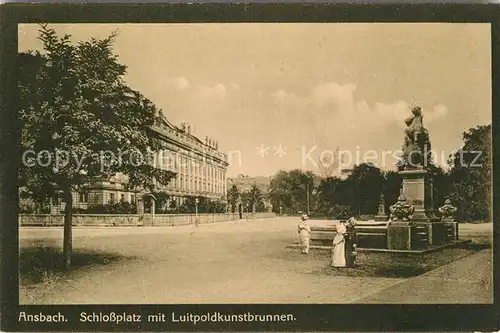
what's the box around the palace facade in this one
[72,117,229,210]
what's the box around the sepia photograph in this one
[16,22,492,308]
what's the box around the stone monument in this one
[399,106,439,221]
[374,192,388,221]
[388,106,445,249]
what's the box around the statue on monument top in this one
[400,106,432,170]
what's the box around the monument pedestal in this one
[387,221,412,250]
[400,168,440,222]
[387,168,446,249]
[442,218,459,241]
[415,221,446,246]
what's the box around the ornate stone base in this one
[387,221,412,250]
[388,221,437,250]
[415,221,447,246]
[442,219,459,241]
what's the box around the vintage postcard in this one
[1,4,498,332]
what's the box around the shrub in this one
[326,205,353,219]
[84,201,137,214]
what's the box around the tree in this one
[181,196,202,213]
[382,170,402,214]
[19,25,176,269]
[179,195,225,214]
[317,177,342,217]
[269,170,293,213]
[316,175,359,218]
[207,200,227,214]
[227,184,240,213]
[240,191,251,212]
[268,169,315,214]
[347,163,383,216]
[247,184,264,213]
[447,125,492,221]
[427,163,449,210]
[156,191,169,213]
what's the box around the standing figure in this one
[297,214,311,254]
[344,217,357,268]
[331,220,348,267]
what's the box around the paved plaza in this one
[19,218,492,304]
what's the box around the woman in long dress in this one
[331,221,347,267]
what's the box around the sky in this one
[18,23,491,177]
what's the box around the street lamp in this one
[306,183,310,216]
[195,198,199,226]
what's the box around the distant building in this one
[84,118,228,208]
[227,174,270,193]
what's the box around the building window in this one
[109,193,115,203]
[121,194,125,202]
[157,152,162,168]
[79,192,88,203]
[131,194,135,204]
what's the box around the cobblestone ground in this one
[19,218,492,304]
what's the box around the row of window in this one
[78,192,136,204]
[108,193,135,203]
[171,175,225,194]
[155,151,226,180]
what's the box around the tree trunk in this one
[63,189,73,270]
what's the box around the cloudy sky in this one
[19,23,491,177]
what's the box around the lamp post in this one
[237,197,242,219]
[151,197,155,226]
[306,183,310,216]
[195,198,199,226]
